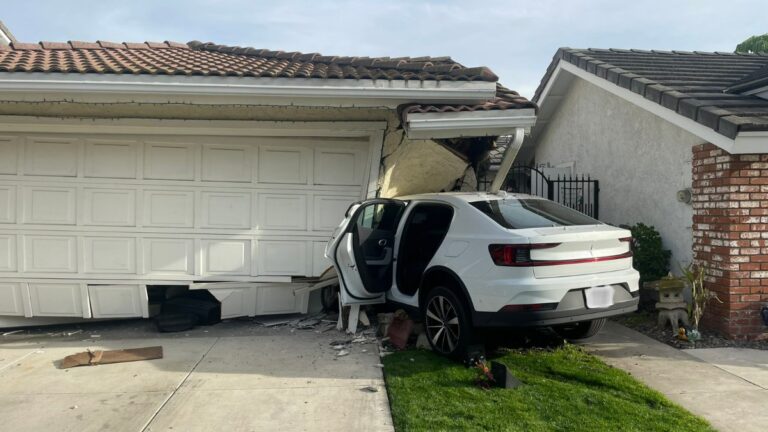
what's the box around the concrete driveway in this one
[0,319,393,432]
[582,321,768,432]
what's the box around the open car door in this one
[325,199,406,305]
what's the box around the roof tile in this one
[534,48,768,138]
[0,39,500,83]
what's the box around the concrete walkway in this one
[582,321,768,432]
[0,320,394,432]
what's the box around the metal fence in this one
[478,164,600,219]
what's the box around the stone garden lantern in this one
[647,274,689,330]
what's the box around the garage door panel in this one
[203,239,251,275]
[143,238,194,275]
[0,186,15,224]
[24,138,79,177]
[0,282,24,316]
[144,142,196,180]
[82,188,136,226]
[88,285,145,318]
[0,235,17,272]
[23,235,77,273]
[28,283,87,317]
[0,136,19,175]
[258,146,309,184]
[313,195,357,231]
[257,194,307,230]
[23,186,76,225]
[84,237,136,274]
[84,140,138,179]
[257,240,307,275]
[200,192,251,229]
[314,147,365,185]
[202,144,252,182]
[143,190,194,228]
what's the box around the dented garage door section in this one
[0,131,374,324]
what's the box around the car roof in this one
[393,191,542,204]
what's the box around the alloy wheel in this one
[425,295,461,354]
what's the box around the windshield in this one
[470,198,600,229]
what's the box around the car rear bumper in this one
[472,287,639,328]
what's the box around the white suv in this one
[326,192,639,357]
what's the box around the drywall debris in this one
[358,310,370,326]
[60,346,163,369]
[336,350,349,357]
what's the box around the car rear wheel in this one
[552,318,606,340]
[423,287,473,358]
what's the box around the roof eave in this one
[0,72,499,108]
[404,108,536,140]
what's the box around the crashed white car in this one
[325,192,639,357]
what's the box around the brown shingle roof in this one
[534,48,768,138]
[0,40,499,82]
[403,85,536,115]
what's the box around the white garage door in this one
[0,132,373,319]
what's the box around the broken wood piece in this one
[60,346,163,369]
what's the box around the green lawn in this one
[382,344,713,432]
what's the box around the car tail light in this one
[488,243,560,266]
[619,237,632,243]
[488,243,632,267]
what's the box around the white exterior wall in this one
[533,78,703,268]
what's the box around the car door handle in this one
[378,239,388,247]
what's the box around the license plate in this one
[585,285,614,309]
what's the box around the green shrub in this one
[629,223,671,284]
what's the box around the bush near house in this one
[628,223,671,284]
[383,346,713,432]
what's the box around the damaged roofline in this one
[404,108,536,139]
[536,61,768,154]
[0,72,498,107]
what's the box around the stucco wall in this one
[533,78,704,268]
[0,101,469,198]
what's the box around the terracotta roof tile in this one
[0,40,499,82]
[401,85,536,118]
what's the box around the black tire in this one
[552,318,606,340]
[422,286,474,358]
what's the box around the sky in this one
[2,1,767,98]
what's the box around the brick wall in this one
[692,143,768,339]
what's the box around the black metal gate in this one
[479,164,600,219]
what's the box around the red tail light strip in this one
[489,243,632,267]
[527,251,633,267]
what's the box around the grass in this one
[382,344,714,432]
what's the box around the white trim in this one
[538,61,768,154]
[0,116,387,137]
[365,130,385,198]
[0,73,497,108]
[735,131,768,153]
[405,108,536,139]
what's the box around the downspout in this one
[489,127,525,194]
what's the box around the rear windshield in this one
[470,199,600,229]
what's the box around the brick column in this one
[692,143,768,339]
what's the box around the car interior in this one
[352,202,404,293]
[396,203,454,295]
